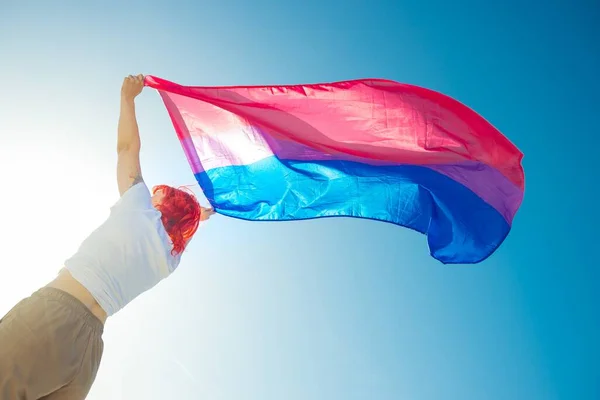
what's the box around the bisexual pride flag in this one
[145,75,524,264]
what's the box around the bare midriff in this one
[45,269,108,324]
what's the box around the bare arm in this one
[117,75,144,196]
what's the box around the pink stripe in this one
[146,75,525,190]
[159,91,204,174]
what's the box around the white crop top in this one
[64,182,181,316]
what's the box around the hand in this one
[200,206,216,222]
[121,74,144,100]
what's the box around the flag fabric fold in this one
[145,75,524,264]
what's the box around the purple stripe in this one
[261,132,523,223]
[270,134,522,223]
[278,153,522,224]
[426,162,522,224]
[184,127,523,224]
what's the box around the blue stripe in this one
[195,156,510,264]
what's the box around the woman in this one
[0,74,214,399]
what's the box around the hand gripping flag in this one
[145,75,524,264]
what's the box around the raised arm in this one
[117,74,144,196]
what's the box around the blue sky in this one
[0,0,598,399]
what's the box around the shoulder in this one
[113,180,153,210]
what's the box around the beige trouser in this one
[0,288,104,399]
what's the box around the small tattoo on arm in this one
[131,174,144,187]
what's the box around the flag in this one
[145,75,524,264]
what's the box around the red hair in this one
[152,185,201,256]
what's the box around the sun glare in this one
[0,137,115,315]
